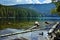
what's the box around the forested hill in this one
[0,4,41,18]
[0,4,41,29]
[13,3,58,17]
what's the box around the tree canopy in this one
[0,4,41,22]
[51,0,60,15]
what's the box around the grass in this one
[0,21,34,30]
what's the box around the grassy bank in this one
[0,21,34,30]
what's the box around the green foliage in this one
[53,2,60,7]
[0,4,41,30]
[51,8,57,14]
[0,22,34,30]
[0,5,40,16]
[0,4,41,19]
[51,1,60,15]
[56,5,60,12]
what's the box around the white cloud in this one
[16,0,41,4]
[17,0,22,2]
[16,0,52,4]
[0,0,52,5]
[26,0,33,3]
[33,0,41,4]
[42,0,52,3]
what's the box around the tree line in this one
[0,4,41,22]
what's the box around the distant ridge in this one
[12,3,59,17]
[0,3,59,17]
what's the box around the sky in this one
[0,0,52,5]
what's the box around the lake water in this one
[0,21,56,40]
[0,28,48,40]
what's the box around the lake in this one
[0,21,56,40]
[0,28,48,40]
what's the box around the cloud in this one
[42,0,52,3]
[33,0,41,4]
[0,0,17,5]
[26,0,33,3]
[17,0,22,2]
[0,0,52,5]
[16,0,41,4]
[16,0,51,4]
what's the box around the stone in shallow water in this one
[13,37,28,40]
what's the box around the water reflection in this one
[0,21,56,40]
[0,28,48,40]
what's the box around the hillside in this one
[0,4,41,30]
[0,4,41,21]
[12,3,59,17]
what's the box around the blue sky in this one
[0,0,52,5]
